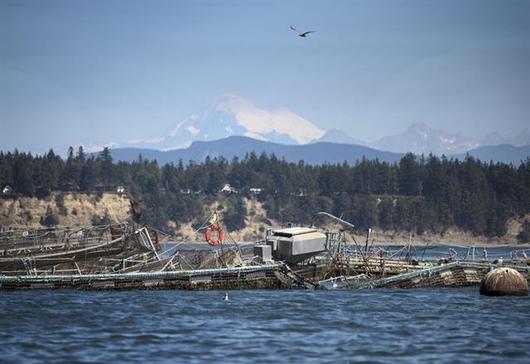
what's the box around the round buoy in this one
[479,268,528,296]
[204,223,224,246]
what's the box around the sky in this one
[1,0,529,154]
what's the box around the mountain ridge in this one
[370,122,479,155]
[452,144,530,165]
[104,95,530,157]
[104,135,530,166]
[109,135,403,165]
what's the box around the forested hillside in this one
[1,147,529,242]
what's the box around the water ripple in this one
[0,288,528,363]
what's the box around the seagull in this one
[223,292,229,301]
[290,26,316,38]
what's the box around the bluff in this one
[0,193,130,229]
[1,193,528,246]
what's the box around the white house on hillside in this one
[220,183,237,194]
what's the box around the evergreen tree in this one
[398,153,422,196]
[99,147,114,187]
[222,196,247,231]
[59,146,81,190]
[13,152,34,196]
[76,146,86,163]
[79,157,98,192]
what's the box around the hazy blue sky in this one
[1,0,529,153]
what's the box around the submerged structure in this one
[0,223,163,275]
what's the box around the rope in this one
[194,211,216,233]
[223,229,242,258]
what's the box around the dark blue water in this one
[0,289,528,363]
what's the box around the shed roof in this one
[272,227,317,237]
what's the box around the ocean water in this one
[0,288,528,363]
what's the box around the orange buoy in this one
[204,223,224,246]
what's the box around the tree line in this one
[1,147,529,240]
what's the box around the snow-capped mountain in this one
[113,94,529,157]
[127,95,325,150]
[371,123,480,155]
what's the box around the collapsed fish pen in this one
[0,221,318,290]
[0,223,164,276]
[1,211,529,291]
[0,264,297,290]
[319,261,530,290]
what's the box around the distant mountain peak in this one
[311,128,366,146]
[373,123,530,155]
[407,122,431,132]
[480,130,530,147]
[372,122,479,155]
[213,94,325,144]
[480,131,507,146]
[127,95,325,150]
[213,94,254,112]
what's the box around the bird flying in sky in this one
[290,26,316,38]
